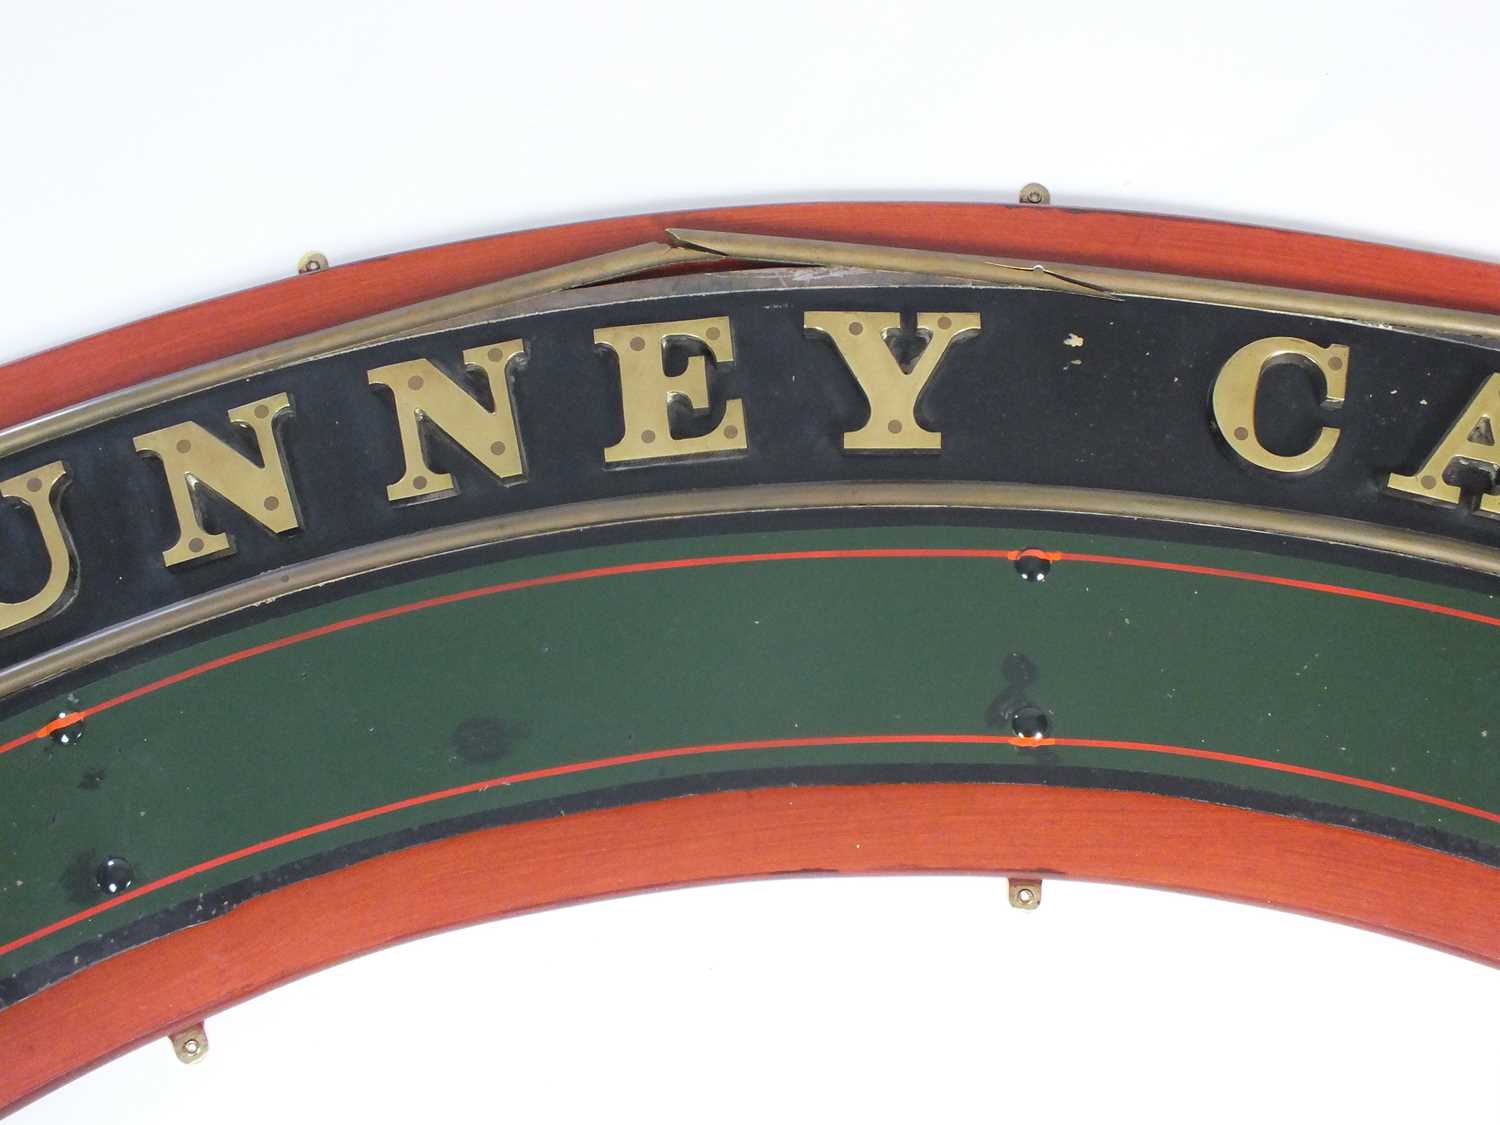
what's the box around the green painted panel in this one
[2,523,1497,987]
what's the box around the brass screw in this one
[297,251,330,275]
[1018,183,1051,205]
[1009,878,1043,909]
[169,1023,209,1064]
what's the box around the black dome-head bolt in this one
[49,711,84,745]
[1011,706,1051,740]
[1014,550,1053,582]
[95,855,134,895]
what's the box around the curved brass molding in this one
[668,228,1500,344]
[0,242,718,462]
[4,480,1499,702]
[7,231,1500,466]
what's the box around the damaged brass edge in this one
[666,228,1500,344]
[7,226,1499,465]
[0,242,719,461]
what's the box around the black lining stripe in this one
[3,762,1495,1009]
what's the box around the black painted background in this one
[3,284,1499,678]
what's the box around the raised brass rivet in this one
[937,316,952,330]
[595,317,741,465]
[1009,878,1042,909]
[723,425,739,440]
[1386,372,1500,512]
[1019,183,1051,205]
[25,477,41,492]
[297,252,328,275]
[887,420,903,434]
[263,497,279,512]
[848,322,864,336]
[705,326,721,341]
[254,404,270,419]
[132,391,299,567]
[1212,337,1346,475]
[368,341,528,502]
[1329,355,1344,370]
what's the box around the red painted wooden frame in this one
[3,203,1499,1114]
[9,202,1500,431]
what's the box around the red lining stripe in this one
[3,545,1497,758]
[2,730,1498,962]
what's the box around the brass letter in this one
[594,318,745,464]
[1387,372,1500,516]
[1211,336,1347,474]
[804,311,981,453]
[133,392,301,567]
[367,340,528,503]
[0,461,76,637]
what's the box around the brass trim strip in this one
[4,481,1498,701]
[6,230,1500,464]
[0,242,718,461]
[667,228,1500,344]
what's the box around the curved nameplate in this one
[2,204,1498,1112]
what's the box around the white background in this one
[4,2,1499,1121]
